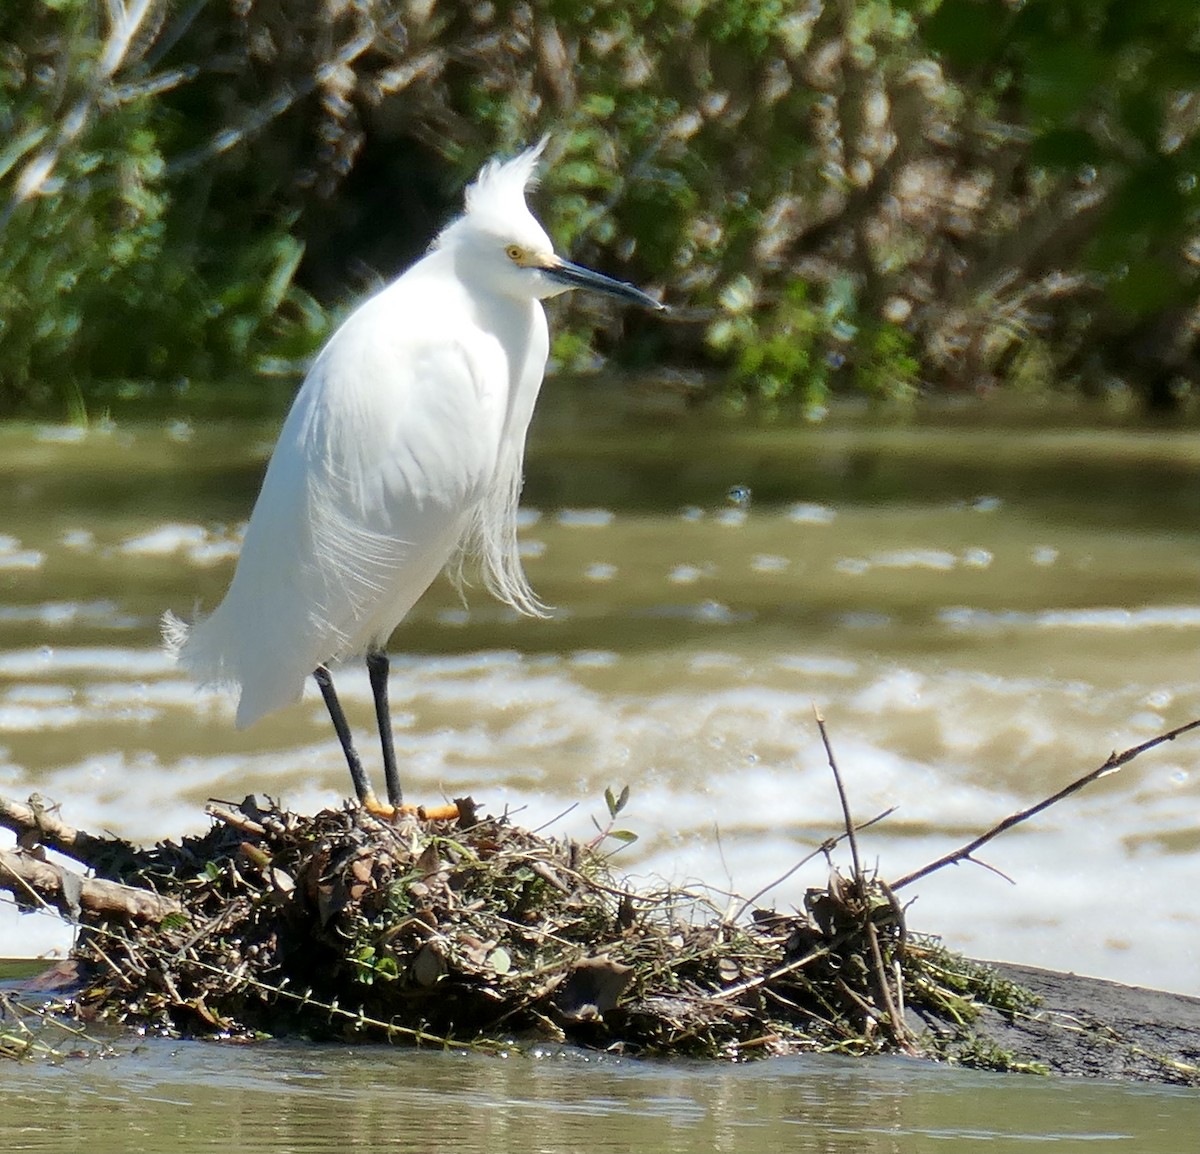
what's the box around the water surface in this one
[2,1038,1198,1154]
[2,392,1199,998]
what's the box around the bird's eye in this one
[505,244,524,263]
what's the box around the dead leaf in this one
[269,867,295,895]
[411,941,447,987]
[415,842,441,876]
[550,956,634,1022]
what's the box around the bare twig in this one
[893,716,1200,891]
[865,920,917,1054]
[205,803,266,837]
[731,807,896,924]
[814,706,864,890]
[811,708,917,1051]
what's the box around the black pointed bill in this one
[542,257,665,311]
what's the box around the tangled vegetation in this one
[1,793,1038,1063]
[2,1,1199,412]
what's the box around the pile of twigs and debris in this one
[0,791,1026,1061]
[3,714,1198,1065]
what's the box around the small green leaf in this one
[605,784,631,817]
[487,947,512,976]
[607,829,639,844]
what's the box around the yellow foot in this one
[360,792,461,822]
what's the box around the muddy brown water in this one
[2,1035,1199,1154]
[2,390,1200,1144]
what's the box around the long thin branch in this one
[892,716,1200,891]
[0,849,181,924]
[814,706,863,889]
[812,706,915,1051]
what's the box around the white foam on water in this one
[870,549,959,571]
[556,508,615,528]
[0,602,136,629]
[940,604,1200,635]
[33,425,88,444]
[120,523,211,555]
[60,529,96,550]
[1038,606,1200,629]
[0,550,44,571]
[0,646,175,677]
[785,503,837,524]
[117,523,243,566]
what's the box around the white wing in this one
[168,267,524,727]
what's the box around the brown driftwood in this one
[0,794,134,870]
[0,847,182,924]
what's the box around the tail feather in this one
[162,605,306,729]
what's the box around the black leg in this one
[313,665,377,807]
[367,648,403,808]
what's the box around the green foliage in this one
[854,322,920,404]
[4,0,1200,413]
[708,277,829,410]
[0,0,328,411]
[592,784,638,850]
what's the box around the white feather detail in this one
[435,138,548,249]
[452,441,548,619]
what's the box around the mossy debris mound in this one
[41,797,1033,1060]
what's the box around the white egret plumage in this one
[165,141,664,814]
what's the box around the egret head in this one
[435,141,664,311]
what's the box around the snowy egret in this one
[165,141,664,815]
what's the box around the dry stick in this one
[813,707,916,1052]
[814,707,864,891]
[205,803,267,837]
[731,807,897,924]
[865,919,917,1055]
[892,715,1200,892]
[0,848,181,923]
[0,793,132,870]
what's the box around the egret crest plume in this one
[439,137,548,246]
